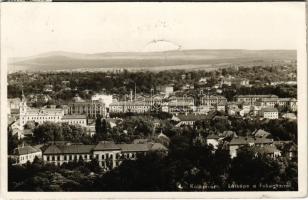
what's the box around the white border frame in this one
[0,2,307,199]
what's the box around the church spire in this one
[21,88,25,101]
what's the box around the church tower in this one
[20,89,27,114]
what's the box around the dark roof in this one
[93,141,121,151]
[62,115,87,119]
[177,114,208,121]
[252,129,271,138]
[253,145,280,154]
[117,144,150,152]
[261,107,278,112]
[13,146,41,155]
[42,141,167,154]
[229,136,273,146]
[44,144,95,154]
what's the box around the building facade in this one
[235,95,279,105]
[10,145,42,165]
[261,107,279,119]
[68,97,106,118]
[20,98,65,127]
[42,141,167,169]
[61,115,87,126]
[200,95,227,106]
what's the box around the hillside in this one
[8,49,296,72]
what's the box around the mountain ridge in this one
[9,49,296,72]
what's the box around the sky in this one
[1,2,305,58]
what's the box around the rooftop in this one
[62,115,87,119]
[44,144,95,155]
[93,141,121,151]
[13,145,41,155]
[261,107,278,112]
[236,94,278,98]
[43,141,168,154]
[177,114,208,121]
[229,136,273,146]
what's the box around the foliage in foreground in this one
[8,137,297,191]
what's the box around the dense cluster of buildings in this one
[9,91,297,131]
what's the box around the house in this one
[282,113,297,120]
[175,114,208,127]
[227,106,241,116]
[241,103,251,114]
[260,107,279,119]
[199,77,207,84]
[8,98,21,115]
[252,129,271,138]
[206,134,223,149]
[162,85,174,96]
[196,105,215,114]
[10,145,42,165]
[216,102,226,112]
[252,145,281,159]
[105,118,117,128]
[85,125,96,137]
[157,132,170,146]
[229,136,274,158]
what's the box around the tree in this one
[8,128,21,154]
[230,146,281,188]
[33,122,63,144]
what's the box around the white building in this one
[20,98,64,128]
[261,107,279,119]
[61,115,87,126]
[91,94,113,108]
[11,145,42,165]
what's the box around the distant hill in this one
[8,49,296,72]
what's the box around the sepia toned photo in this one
[1,2,307,199]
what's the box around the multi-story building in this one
[61,115,87,126]
[261,107,279,119]
[166,96,195,113]
[200,95,227,106]
[235,95,279,105]
[8,98,21,115]
[173,114,208,127]
[68,96,106,118]
[260,98,297,112]
[20,99,64,127]
[10,145,42,165]
[109,101,152,113]
[42,141,167,169]
[91,94,113,108]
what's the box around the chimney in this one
[130,90,133,101]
